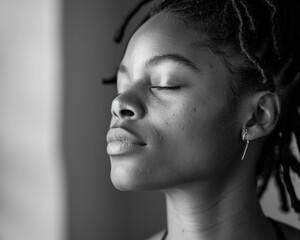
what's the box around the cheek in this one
[161,105,214,139]
[155,104,240,177]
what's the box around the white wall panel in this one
[0,1,65,239]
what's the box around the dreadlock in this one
[230,0,269,85]
[104,0,300,217]
[102,0,153,84]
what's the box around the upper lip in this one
[106,128,146,145]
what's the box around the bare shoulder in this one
[275,220,300,240]
[145,230,166,240]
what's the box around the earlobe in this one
[244,92,280,141]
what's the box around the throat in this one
[163,181,271,240]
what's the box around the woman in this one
[105,0,300,239]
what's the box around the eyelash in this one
[150,86,181,91]
[116,86,181,96]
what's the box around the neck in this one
[163,174,275,240]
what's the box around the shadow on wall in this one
[62,0,166,239]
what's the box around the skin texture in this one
[107,11,300,240]
[108,13,243,191]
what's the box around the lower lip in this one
[107,141,146,156]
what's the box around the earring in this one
[241,129,250,161]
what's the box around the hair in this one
[104,0,300,217]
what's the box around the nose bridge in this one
[111,85,146,120]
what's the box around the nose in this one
[111,90,145,121]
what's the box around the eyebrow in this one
[117,53,201,74]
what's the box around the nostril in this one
[120,109,134,117]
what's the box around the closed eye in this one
[150,86,181,91]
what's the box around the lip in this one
[106,128,147,156]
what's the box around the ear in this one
[243,92,280,141]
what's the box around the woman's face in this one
[107,12,244,191]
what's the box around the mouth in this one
[106,128,147,156]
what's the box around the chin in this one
[111,176,149,191]
[109,155,154,191]
[110,165,145,191]
[110,165,166,191]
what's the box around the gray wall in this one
[62,1,166,239]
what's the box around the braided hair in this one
[104,0,300,217]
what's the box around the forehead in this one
[125,12,205,57]
[122,12,221,76]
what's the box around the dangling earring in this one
[241,129,250,161]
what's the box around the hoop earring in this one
[241,129,250,161]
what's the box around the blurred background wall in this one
[0,1,299,240]
[0,0,65,240]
